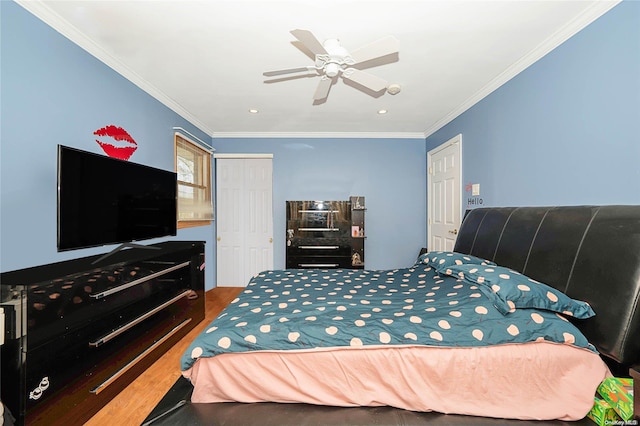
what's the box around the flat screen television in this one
[57,144,177,252]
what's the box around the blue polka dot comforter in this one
[181,264,596,371]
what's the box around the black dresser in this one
[0,241,205,425]
[286,197,365,269]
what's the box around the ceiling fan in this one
[263,29,399,102]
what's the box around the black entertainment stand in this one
[0,241,205,425]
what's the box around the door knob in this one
[269,238,273,243]
[217,236,221,241]
[448,229,458,235]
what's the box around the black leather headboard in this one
[453,205,640,369]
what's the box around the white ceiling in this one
[18,0,619,139]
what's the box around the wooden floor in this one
[85,286,243,426]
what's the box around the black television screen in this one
[57,145,177,251]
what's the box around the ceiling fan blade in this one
[350,35,399,64]
[290,29,328,56]
[313,77,332,101]
[341,68,388,92]
[263,66,316,77]
[264,73,321,84]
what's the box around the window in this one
[174,133,213,228]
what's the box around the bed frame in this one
[145,205,640,425]
[455,205,640,374]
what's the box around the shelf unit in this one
[350,196,366,269]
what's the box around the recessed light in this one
[377,109,388,114]
[248,108,259,114]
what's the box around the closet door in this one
[216,155,273,287]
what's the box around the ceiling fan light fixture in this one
[325,62,341,78]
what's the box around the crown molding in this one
[15,0,215,137]
[423,0,621,138]
[212,131,426,140]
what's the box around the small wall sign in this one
[465,182,484,209]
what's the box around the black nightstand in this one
[630,365,639,420]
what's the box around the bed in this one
[180,205,640,422]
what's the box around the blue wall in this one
[426,1,640,208]
[211,138,427,277]
[0,2,427,289]
[0,2,213,275]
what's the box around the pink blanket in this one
[183,341,609,420]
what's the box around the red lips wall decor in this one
[94,125,138,160]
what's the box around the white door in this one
[216,155,273,287]
[427,134,462,252]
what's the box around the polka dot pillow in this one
[442,264,595,319]
[417,251,496,270]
